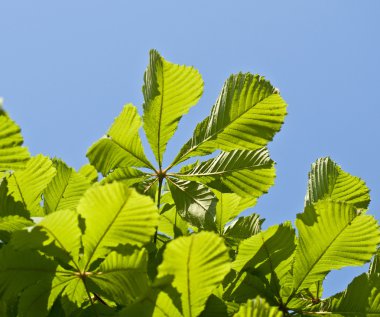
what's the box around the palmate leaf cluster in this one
[0,51,379,317]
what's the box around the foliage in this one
[0,51,379,316]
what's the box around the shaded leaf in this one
[233,297,283,317]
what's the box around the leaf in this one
[213,191,256,235]
[233,222,296,300]
[37,209,82,263]
[157,231,231,317]
[0,107,30,172]
[305,157,370,209]
[142,49,204,167]
[44,159,91,214]
[291,200,380,297]
[158,204,188,238]
[224,213,264,245]
[233,297,283,317]
[6,154,56,216]
[172,73,287,166]
[0,178,29,218]
[167,178,217,228]
[88,248,149,304]
[305,273,380,315]
[0,247,57,300]
[78,164,98,183]
[78,182,158,269]
[87,104,154,173]
[176,149,275,199]
[101,166,148,187]
[0,215,33,243]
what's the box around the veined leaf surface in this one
[157,231,231,317]
[143,49,204,167]
[0,106,30,172]
[87,104,153,173]
[305,157,370,209]
[44,159,91,214]
[172,73,286,166]
[6,155,56,216]
[233,297,283,317]
[78,182,158,269]
[175,148,275,198]
[292,200,380,297]
[167,178,217,228]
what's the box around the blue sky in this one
[1,1,380,297]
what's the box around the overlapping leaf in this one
[305,157,370,209]
[0,105,30,172]
[291,200,380,297]
[6,155,56,216]
[172,73,287,166]
[143,49,204,167]
[157,231,231,317]
[176,148,275,198]
[233,297,283,317]
[44,160,91,214]
[167,178,217,228]
[78,182,159,269]
[87,104,153,173]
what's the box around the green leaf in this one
[78,182,158,269]
[37,209,82,263]
[88,248,149,304]
[143,49,204,167]
[6,154,56,216]
[87,104,154,173]
[157,231,231,317]
[158,204,188,238]
[291,200,380,297]
[305,273,380,315]
[176,149,275,199]
[0,215,33,243]
[0,178,29,218]
[233,297,283,317]
[167,178,217,229]
[224,213,264,245]
[233,222,296,300]
[101,166,148,187]
[0,247,57,300]
[44,159,91,214]
[78,164,98,183]
[213,191,256,235]
[172,73,287,166]
[0,106,30,172]
[305,157,370,209]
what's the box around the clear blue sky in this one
[1,1,379,298]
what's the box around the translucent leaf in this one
[0,215,33,243]
[167,178,217,229]
[88,248,149,304]
[6,154,56,216]
[224,213,264,245]
[233,297,283,317]
[157,231,231,317]
[44,159,91,214]
[78,164,98,183]
[292,200,380,295]
[158,204,188,238]
[78,182,158,269]
[213,191,256,235]
[305,157,370,209]
[143,49,204,167]
[0,106,30,172]
[87,104,154,173]
[176,149,275,200]
[172,73,287,166]
[233,222,296,299]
